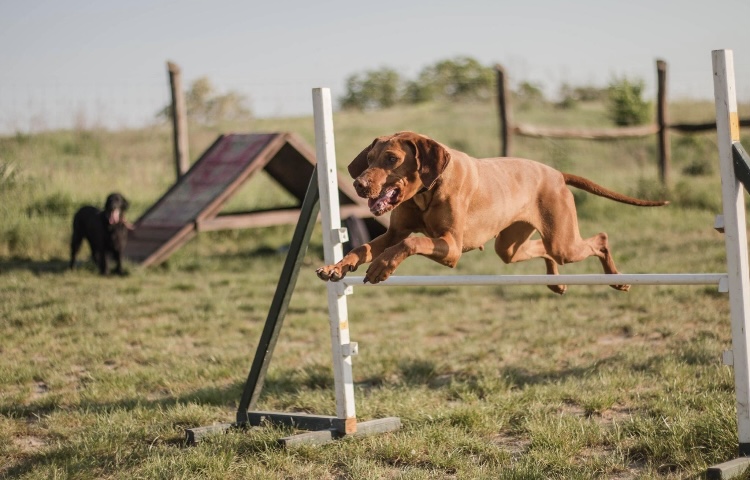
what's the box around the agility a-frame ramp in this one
[124,132,386,267]
[188,52,750,476]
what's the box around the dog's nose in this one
[353,177,369,196]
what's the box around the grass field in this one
[1,98,750,479]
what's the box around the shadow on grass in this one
[0,362,336,421]
[355,353,635,395]
[2,447,123,479]
[0,256,133,276]
[0,382,241,420]
[0,257,70,275]
[0,367,332,477]
[0,351,678,478]
[0,385,241,477]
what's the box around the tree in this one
[407,56,494,103]
[157,76,252,124]
[338,56,495,110]
[339,68,402,111]
[515,81,546,105]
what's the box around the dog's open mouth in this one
[109,209,121,225]
[368,187,400,216]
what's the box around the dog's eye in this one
[387,155,399,164]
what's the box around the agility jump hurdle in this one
[189,50,750,476]
[311,50,750,476]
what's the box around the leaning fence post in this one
[656,59,670,185]
[167,61,190,180]
[495,64,513,157]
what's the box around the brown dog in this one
[316,132,667,294]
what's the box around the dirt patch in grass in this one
[491,432,531,458]
[30,381,49,401]
[12,434,47,453]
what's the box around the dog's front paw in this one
[364,257,398,284]
[316,264,350,282]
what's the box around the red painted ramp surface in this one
[125,132,386,267]
[125,133,291,266]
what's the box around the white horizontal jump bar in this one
[342,273,727,287]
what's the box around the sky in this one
[1,0,749,133]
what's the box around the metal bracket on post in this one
[332,227,349,244]
[720,276,730,294]
[334,283,354,296]
[342,343,359,357]
[725,350,735,367]
[715,215,725,234]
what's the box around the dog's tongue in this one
[368,189,396,214]
[109,210,120,225]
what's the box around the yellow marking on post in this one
[731,112,741,141]
[340,320,348,330]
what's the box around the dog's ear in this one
[406,135,451,190]
[347,138,377,178]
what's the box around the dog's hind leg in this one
[70,231,83,270]
[542,219,630,292]
[544,232,629,292]
[113,251,123,275]
[495,222,567,294]
[94,250,108,275]
[537,190,630,292]
[584,232,629,292]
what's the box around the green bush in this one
[673,135,715,177]
[340,68,401,110]
[515,81,546,111]
[607,77,652,126]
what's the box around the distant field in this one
[1,99,750,478]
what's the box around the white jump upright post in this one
[713,49,750,465]
[311,88,401,441]
[312,88,357,435]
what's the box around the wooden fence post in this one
[167,61,190,180]
[495,65,513,157]
[656,59,670,185]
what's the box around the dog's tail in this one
[563,173,669,207]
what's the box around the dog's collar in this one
[417,186,430,195]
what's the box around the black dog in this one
[70,193,130,275]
